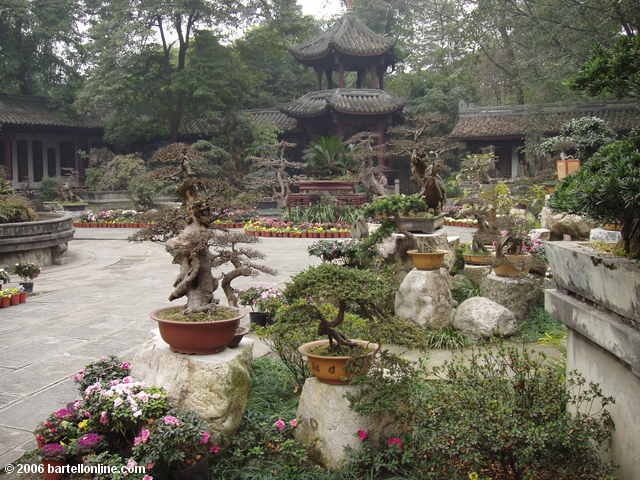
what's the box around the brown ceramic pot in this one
[494,254,532,277]
[463,253,494,266]
[407,250,447,270]
[150,306,243,355]
[298,339,378,385]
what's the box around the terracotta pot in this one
[299,339,378,385]
[151,306,243,355]
[1,297,10,307]
[407,250,447,270]
[19,292,27,303]
[42,460,65,480]
[463,253,494,266]
[494,254,532,277]
[10,294,20,305]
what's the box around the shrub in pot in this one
[12,262,40,293]
[494,221,533,277]
[238,286,284,326]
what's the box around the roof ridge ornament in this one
[342,0,353,10]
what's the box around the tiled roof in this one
[290,13,395,62]
[281,89,404,118]
[450,100,640,139]
[0,94,101,130]
[181,109,298,136]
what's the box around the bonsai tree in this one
[132,143,275,315]
[282,264,390,353]
[549,134,640,257]
[536,117,615,162]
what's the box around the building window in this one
[17,140,29,182]
[47,148,57,177]
[60,141,75,175]
[33,141,43,182]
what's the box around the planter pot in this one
[42,460,65,480]
[150,306,243,355]
[0,297,9,307]
[299,339,378,385]
[556,158,580,180]
[407,250,447,270]
[494,254,532,277]
[173,458,210,480]
[228,326,250,348]
[19,292,27,303]
[249,311,272,327]
[546,241,640,323]
[10,294,20,305]
[398,215,444,234]
[20,282,33,293]
[463,253,494,266]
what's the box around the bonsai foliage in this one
[0,195,36,224]
[536,116,615,162]
[131,143,274,314]
[282,264,390,352]
[13,262,40,280]
[550,135,640,257]
[345,132,388,197]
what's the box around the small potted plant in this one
[0,289,11,308]
[239,287,272,326]
[494,224,533,277]
[6,287,21,305]
[462,237,494,266]
[132,410,214,480]
[40,443,68,480]
[0,267,9,289]
[12,262,40,293]
[284,264,380,384]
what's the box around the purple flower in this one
[357,430,368,441]
[77,433,102,449]
[274,419,286,431]
[121,362,130,369]
[163,415,180,426]
[54,408,72,420]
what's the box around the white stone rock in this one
[453,296,518,338]
[295,378,395,470]
[463,264,492,287]
[589,227,622,244]
[132,331,253,440]
[395,268,453,329]
[529,228,551,242]
[540,207,595,240]
[480,272,544,321]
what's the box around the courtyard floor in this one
[0,226,474,468]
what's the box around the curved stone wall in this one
[0,214,74,267]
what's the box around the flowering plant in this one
[74,432,106,455]
[237,286,266,311]
[12,262,40,280]
[307,239,365,265]
[132,410,213,469]
[255,287,285,316]
[72,356,131,392]
[524,238,548,264]
[0,268,9,284]
[40,443,68,462]
[34,404,83,445]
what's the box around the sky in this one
[299,0,344,19]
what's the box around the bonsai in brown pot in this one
[132,144,275,354]
[494,221,533,278]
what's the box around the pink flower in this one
[289,419,298,428]
[121,362,130,369]
[127,459,137,468]
[110,379,120,386]
[210,445,221,454]
[143,476,153,480]
[163,415,180,426]
[200,432,210,444]
[387,437,403,449]
[99,411,108,425]
[114,398,123,408]
[357,430,368,441]
[274,419,286,431]
[122,376,133,384]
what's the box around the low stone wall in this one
[0,214,74,266]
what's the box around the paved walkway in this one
[0,226,474,467]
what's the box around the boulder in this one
[529,228,550,242]
[589,227,622,244]
[395,268,453,329]
[453,297,518,338]
[463,264,492,287]
[540,207,595,240]
[295,378,395,470]
[132,331,253,440]
[480,272,544,321]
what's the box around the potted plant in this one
[0,289,11,307]
[6,287,21,305]
[283,264,381,384]
[462,237,494,266]
[238,287,280,327]
[131,144,275,354]
[546,134,640,320]
[0,267,9,290]
[132,410,214,480]
[12,262,40,293]
[362,194,447,270]
[494,223,533,277]
[39,443,68,480]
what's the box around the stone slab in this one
[589,228,621,244]
[131,331,253,440]
[463,264,491,286]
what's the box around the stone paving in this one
[0,226,474,468]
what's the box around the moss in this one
[308,344,373,357]
[157,306,238,323]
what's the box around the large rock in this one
[529,228,550,242]
[379,230,456,273]
[540,207,595,240]
[589,227,622,244]
[463,264,492,287]
[453,297,518,338]
[295,378,395,470]
[395,268,453,329]
[132,331,253,440]
[480,272,544,321]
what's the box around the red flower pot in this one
[10,294,20,306]
[19,292,27,303]
[42,460,64,480]
[0,297,10,308]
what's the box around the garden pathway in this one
[0,226,474,469]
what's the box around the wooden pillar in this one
[2,136,12,181]
[378,66,385,90]
[315,68,323,90]
[356,70,363,88]
[370,66,380,89]
[338,62,345,88]
[325,69,334,89]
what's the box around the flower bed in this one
[444,217,478,228]
[244,219,351,238]
[73,209,149,228]
[0,287,27,307]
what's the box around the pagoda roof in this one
[290,13,395,63]
[281,89,404,118]
[0,94,101,131]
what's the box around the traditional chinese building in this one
[0,94,103,188]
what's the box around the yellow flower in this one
[78,420,89,430]
[468,474,479,480]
